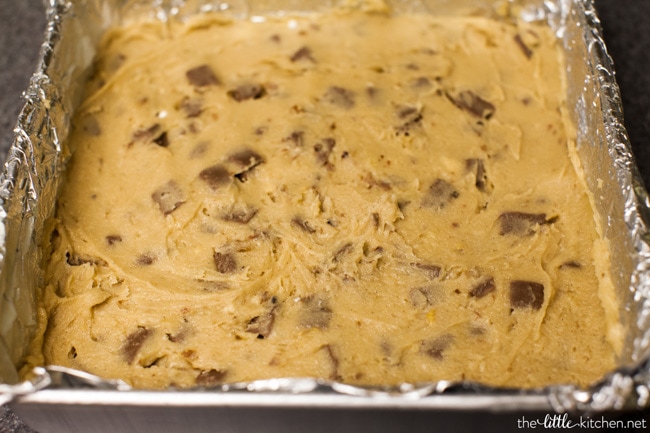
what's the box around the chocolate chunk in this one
[364,173,391,191]
[409,286,438,308]
[153,131,169,147]
[412,263,441,279]
[514,34,533,59]
[246,308,276,339]
[136,253,156,266]
[510,280,544,310]
[466,158,490,192]
[214,252,237,274]
[283,131,304,147]
[228,149,264,181]
[324,86,355,109]
[195,369,227,387]
[447,91,495,119]
[300,295,332,329]
[199,164,230,189]
[423,179,459,209]
[395,105,423,134]
[221,207,258,224]
[314,138,336,166]
[132,124,161,143]
[291,217,316,234]
[322,344,341,380]
[227,84,266,102]
[498,212,547,236]
[152,180,186,215]
[290,46,315,62]
[332,243,353,263]
[179,97,203,118]
[420,334,454,360]
[470,278,495,298]
[560,260,582,270]
[398,106,419,119]
[412,77,432,88]
[121,327,153,364]
[167,328,187,343]
[186,65,220,87]
[106,235,123,246]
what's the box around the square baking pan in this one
[1,0,649,432]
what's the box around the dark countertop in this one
[1,0,649,432]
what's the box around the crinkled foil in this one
[0,0,649,413]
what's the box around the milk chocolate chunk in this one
[121,327,153,364]
[290,46,315,62]
[510,280,544,310]
[221,207,258,224]
[246,308,276,338]
[421,334,453,360]
[167,327,187,343]
[466,158,490,192]
[152,180,186,215]
[291,216,316,234]
[214,251,237,274]
[447,91,495,119]
[186,65,220,87]
[514,34,533,59]
[398,106,419,119]
[470,278,495,298]
[322,344,341,380]
[413,77,432,88]
[364,173,391,191]
[132,124,161,143]
[395,105,423,134]
[106,235,123,246]
[284,130,304,147]
[314,138,336,165]
[228,149,264,181]
[324,86,355,108]
[560,260,582,269]
[498,212,546,236]
[199,164,230,189]
[227,84,266,101]
[179,97,203,118]
[153,131,169,147]
[195,369,227,386]
[300,295,332,329]
[413,263,441,279]
[332,243,353,262]
[423,179,459,209]
[136,253,156,266]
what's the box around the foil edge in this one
[1,0,649,412]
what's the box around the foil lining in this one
[0,0,649,413]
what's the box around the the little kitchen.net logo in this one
[517,413,647,429]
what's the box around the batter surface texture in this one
[25,6,621,389]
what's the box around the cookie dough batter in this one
[24,5,622,389]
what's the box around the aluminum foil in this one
[1,0,649,414]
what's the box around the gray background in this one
[1,0,649,431]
